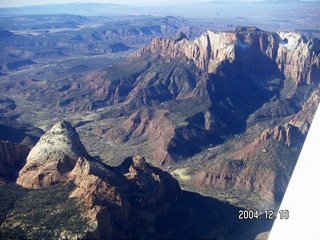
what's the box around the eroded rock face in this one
[191,135,299,207]
[16,121,180,239]
[277,32,320,84]
[17,120,89,188]
[260,124,304,148]
[289,89,320,134]
[4,28,319,167]
[0,140,30,181]
[131,27,320,84]
[71,155,180,239]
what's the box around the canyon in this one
[0,7,319,239]
[1,120,270,239]
[2,26,320,205]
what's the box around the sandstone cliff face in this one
[79,27,319,167]
[191,133,300,207]
[130,30,238,72]
[259,124,304,148]
[131,27,320,84]
[289,89,320,134]
[68,155,180,239]
[17,120,89,188]
[277,32,320,85]
[16,121,180,239]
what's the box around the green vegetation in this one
[0,182,89,239]
[0,183,27,224]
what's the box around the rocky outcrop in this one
[121,109,175,165]
[289,89,320,134]
[16,120,180,239]
[131,27,320,84]
[70,155,180,239]
[259,123,305,148]
[17,120,89,188]
[191,133,299,207]
[277,32,320,84]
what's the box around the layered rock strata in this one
[132,27,320,85]
[16,120,180,239]
[17,120,89,188]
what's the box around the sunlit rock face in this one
[17,120,89,188]
[132,27,320,85]
[16,121,181,239]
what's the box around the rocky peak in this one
[233,26,262,33]
[131,27,319,84]
[15,120,180,238]
[171,31,188,43]
[132,155,148,170]
[28,119,87,160]
[16,120,89,188]
[277,32,319,84]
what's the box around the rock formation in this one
[259,123,304,148]
[0,140,30,181]
[289,89,320,134]
[17,120,89,188]
[191,131,300,208]
[131,27,320,85]
[4,27,320,210]
[16,120,180,239]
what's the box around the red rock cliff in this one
[16,120,180,239]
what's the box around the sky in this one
[2,0,319,8]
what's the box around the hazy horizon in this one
[1,0,320,8]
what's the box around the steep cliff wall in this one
[0,141,30,181]
[131,27,320,85]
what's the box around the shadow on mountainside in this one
[0,183,273,240]
[156,190,273,240]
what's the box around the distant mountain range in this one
[0,1,319,16]
[1,1,319,35]
[0,3,142,16]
